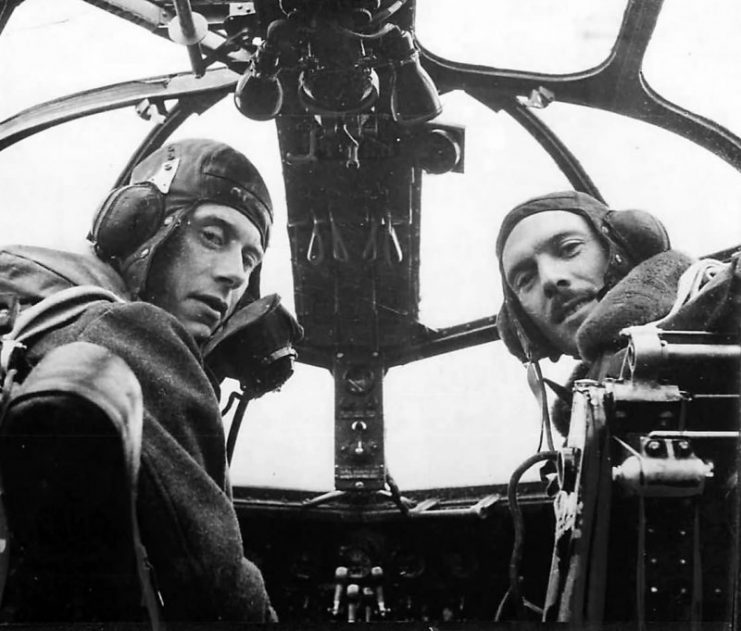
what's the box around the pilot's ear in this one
[602,209,671,265]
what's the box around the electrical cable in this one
[330,21,396,40]
[220,390,239,416]
[527,360,555,452]
[226,390,249,465]
[493,587,511,622]
[506,450,558,620]
[385,472,411,516]
[494,588,545,622]
[368,0,409,27]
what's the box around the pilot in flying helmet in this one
[495,190,693,364]
[89,137,273,301]
[0,138,290,623]
[89,138,302,394]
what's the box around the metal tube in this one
[185,45,206,78]
[648,431,739,440]
[173,0,198,37]
[172,0,205,77]
[666,344,740,362]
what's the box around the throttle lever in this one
[346,583,360,622]
[371,566,387,617]
[331,566,348,617]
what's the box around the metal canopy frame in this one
[421,0,741,171]
[0,0,739,366]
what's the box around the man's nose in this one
[539,258,571,297]
[214,246,248,289]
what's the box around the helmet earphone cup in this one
[90,182,166,261]
[602,209,671,264]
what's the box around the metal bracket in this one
[613,437,714,497]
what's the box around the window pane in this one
[227,365,335,491]
[537,103,741,256]
[419,91,570,328]
[385,344,542,489]
[644,0,741,137]
[0,0,189,120]
[416,0,627,74]
[0,111,155,250]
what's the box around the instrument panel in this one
[235,489,555,622]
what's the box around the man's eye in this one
[513,271,534,290]
[560,240,583,257]
[242,254,257,271]
[201,227,225,246]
